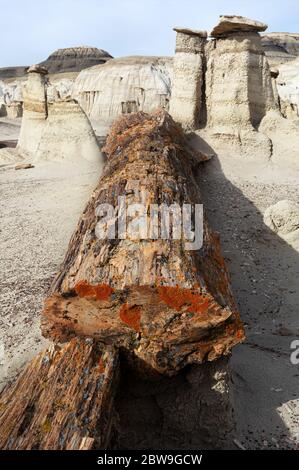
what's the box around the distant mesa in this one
[0,46,113,80]
[261,32,299,66]
[39,46,113,74]
[0,66,29,81]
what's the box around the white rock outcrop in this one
[169,27,207,130]
[276,58,299,119]
[0,80,23,118]
[259,109,299,169]
[72,56,172,127]
[46,78,74,103]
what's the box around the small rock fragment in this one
[15,163,34,170]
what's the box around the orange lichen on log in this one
[74,281,113,301]
[158,285,211,314]
[119,304,141,332]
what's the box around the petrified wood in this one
[42,110,244,375]
[0,338,119,450]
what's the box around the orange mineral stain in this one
[157,285,211,314]
[74,280,113,301]
[236,328,245,340]
[119,304,141,332]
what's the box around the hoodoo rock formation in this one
[35,100,101,163]
[204,16,275,157]
[0,65,102,164]
[18,65,48,155]
[0,110,244,449]
[72,56,172,127]
[169,28,207,130]
[167,15,299,166]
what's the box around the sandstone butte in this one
[0,109,244,449]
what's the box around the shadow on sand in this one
[195,139,299,449]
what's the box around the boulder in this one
[211,15,267,38]
[264,200,299,235]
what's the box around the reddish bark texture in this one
[42,110,244,375]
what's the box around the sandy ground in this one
[0,117,21,142]
[0,118,298,449]
[0,154,100,387]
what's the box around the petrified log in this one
[0,338,119,450]
[42,110,244,375]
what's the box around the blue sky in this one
[1,0,299,67]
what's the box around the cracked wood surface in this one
[0,338,119,450]
[42,110,244,375]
